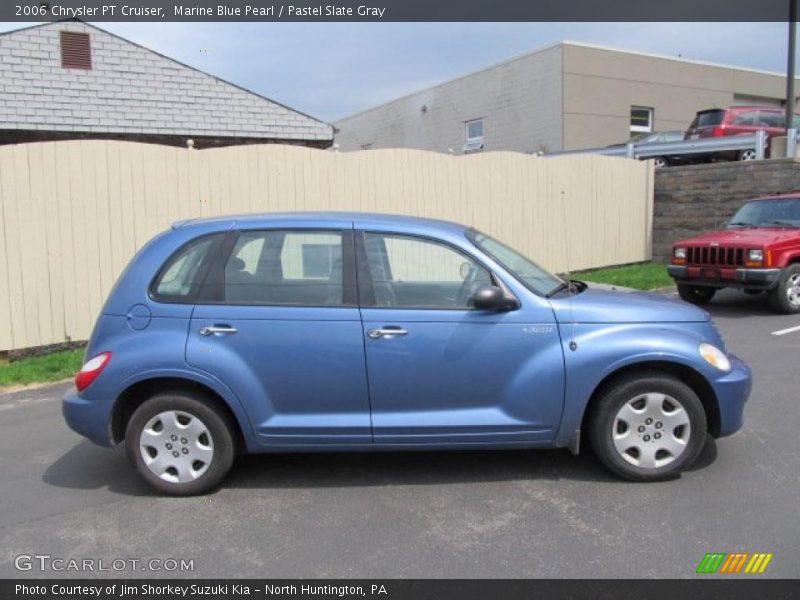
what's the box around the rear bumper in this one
[708,354,752,438]
[668,265,781,290]
[62,387,115,447]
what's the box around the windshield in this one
[468,231,563,295]
[728,198,800,228]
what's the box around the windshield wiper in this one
[546,281,585,298]
[546,282,569,298]
[727,221,753,228]
[766,220,798,228]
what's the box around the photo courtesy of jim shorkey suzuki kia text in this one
[15,584,387,597]
[0,0,798,597]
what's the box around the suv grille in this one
[686,246,745,267]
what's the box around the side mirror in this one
[472,285,518,311]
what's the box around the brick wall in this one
[0,22,332,143]
[653,158,800,262]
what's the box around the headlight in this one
[699,343,731,372]
[748,249,763,262]
[674,247,687,259]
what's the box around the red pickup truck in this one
[668,193,800,314]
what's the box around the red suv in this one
[668,194,800,313]
[684,106,795,161]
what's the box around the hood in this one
[674,227,798,246]
[548,288,708,324]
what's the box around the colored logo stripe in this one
[697,552,773,574]
[744,553,773,574]
[697,553,726,574]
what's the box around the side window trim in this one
[354,229,515,310]
[198,228,357,308]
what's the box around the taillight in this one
[75,352,112,392]
[711,126,726,137]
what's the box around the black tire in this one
[588,372,707,482]
[767,264,800,314]
[125,391,236,496]
[677,284,716,305]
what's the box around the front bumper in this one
[708,354,752,438]
[62,387,115,447]
[668,265,782,290]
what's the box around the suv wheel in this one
[125,391,236,496]
[653,156,669,169]
[738,149,758,161]
[768,264,800,314]
[677,284,716,305]
[588,373,706,481]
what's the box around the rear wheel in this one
[738,149,757,161]
[125,391,236,496]
[588,373,707,481]
[768,264,800,314]
[677,284,716,305]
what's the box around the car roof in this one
[747,192,800,202]
[172,211,470,234]
[697,106,781,113]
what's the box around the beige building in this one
[334,41,799,154]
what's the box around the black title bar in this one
[4,0,800,22]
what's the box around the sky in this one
[0,21,794,122]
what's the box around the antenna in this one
[560,190,577,351]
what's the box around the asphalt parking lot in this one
[1,288,798,579]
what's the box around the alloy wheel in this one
[611,393,691,469]
[786,273,800,307]
[139,410,214,483]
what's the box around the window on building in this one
[464,118,484,152]
[630,106,653,133]
[60,31,92,70]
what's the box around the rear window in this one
[693,110,724,128]
[151,234,221,302]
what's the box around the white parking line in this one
[771,324,800,336]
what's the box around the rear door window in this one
[223,230,349,306]
[731,111,758,126]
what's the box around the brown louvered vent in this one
[60,31,92,70]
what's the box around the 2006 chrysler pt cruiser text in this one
[63,212,751,495]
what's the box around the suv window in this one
[223,230,345,306]
[152,234,220,301]
[731,111,758,126]
[363,233,491,309]
[758,111,785,128]
[693,110,724,128]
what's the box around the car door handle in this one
[367,327,408,339]
[199,325,238,336]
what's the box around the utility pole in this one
[787,0,797,131]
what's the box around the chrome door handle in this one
[367,327,408,339]
[199,325,238,336]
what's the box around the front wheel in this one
[768,264,800,314]
[125,391,236,496]
[588,373,707,481]
[677,284,716,305]
[652,156,669,169]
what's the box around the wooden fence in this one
[0,140,653,351]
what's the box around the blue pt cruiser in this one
[63,213,751,495]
